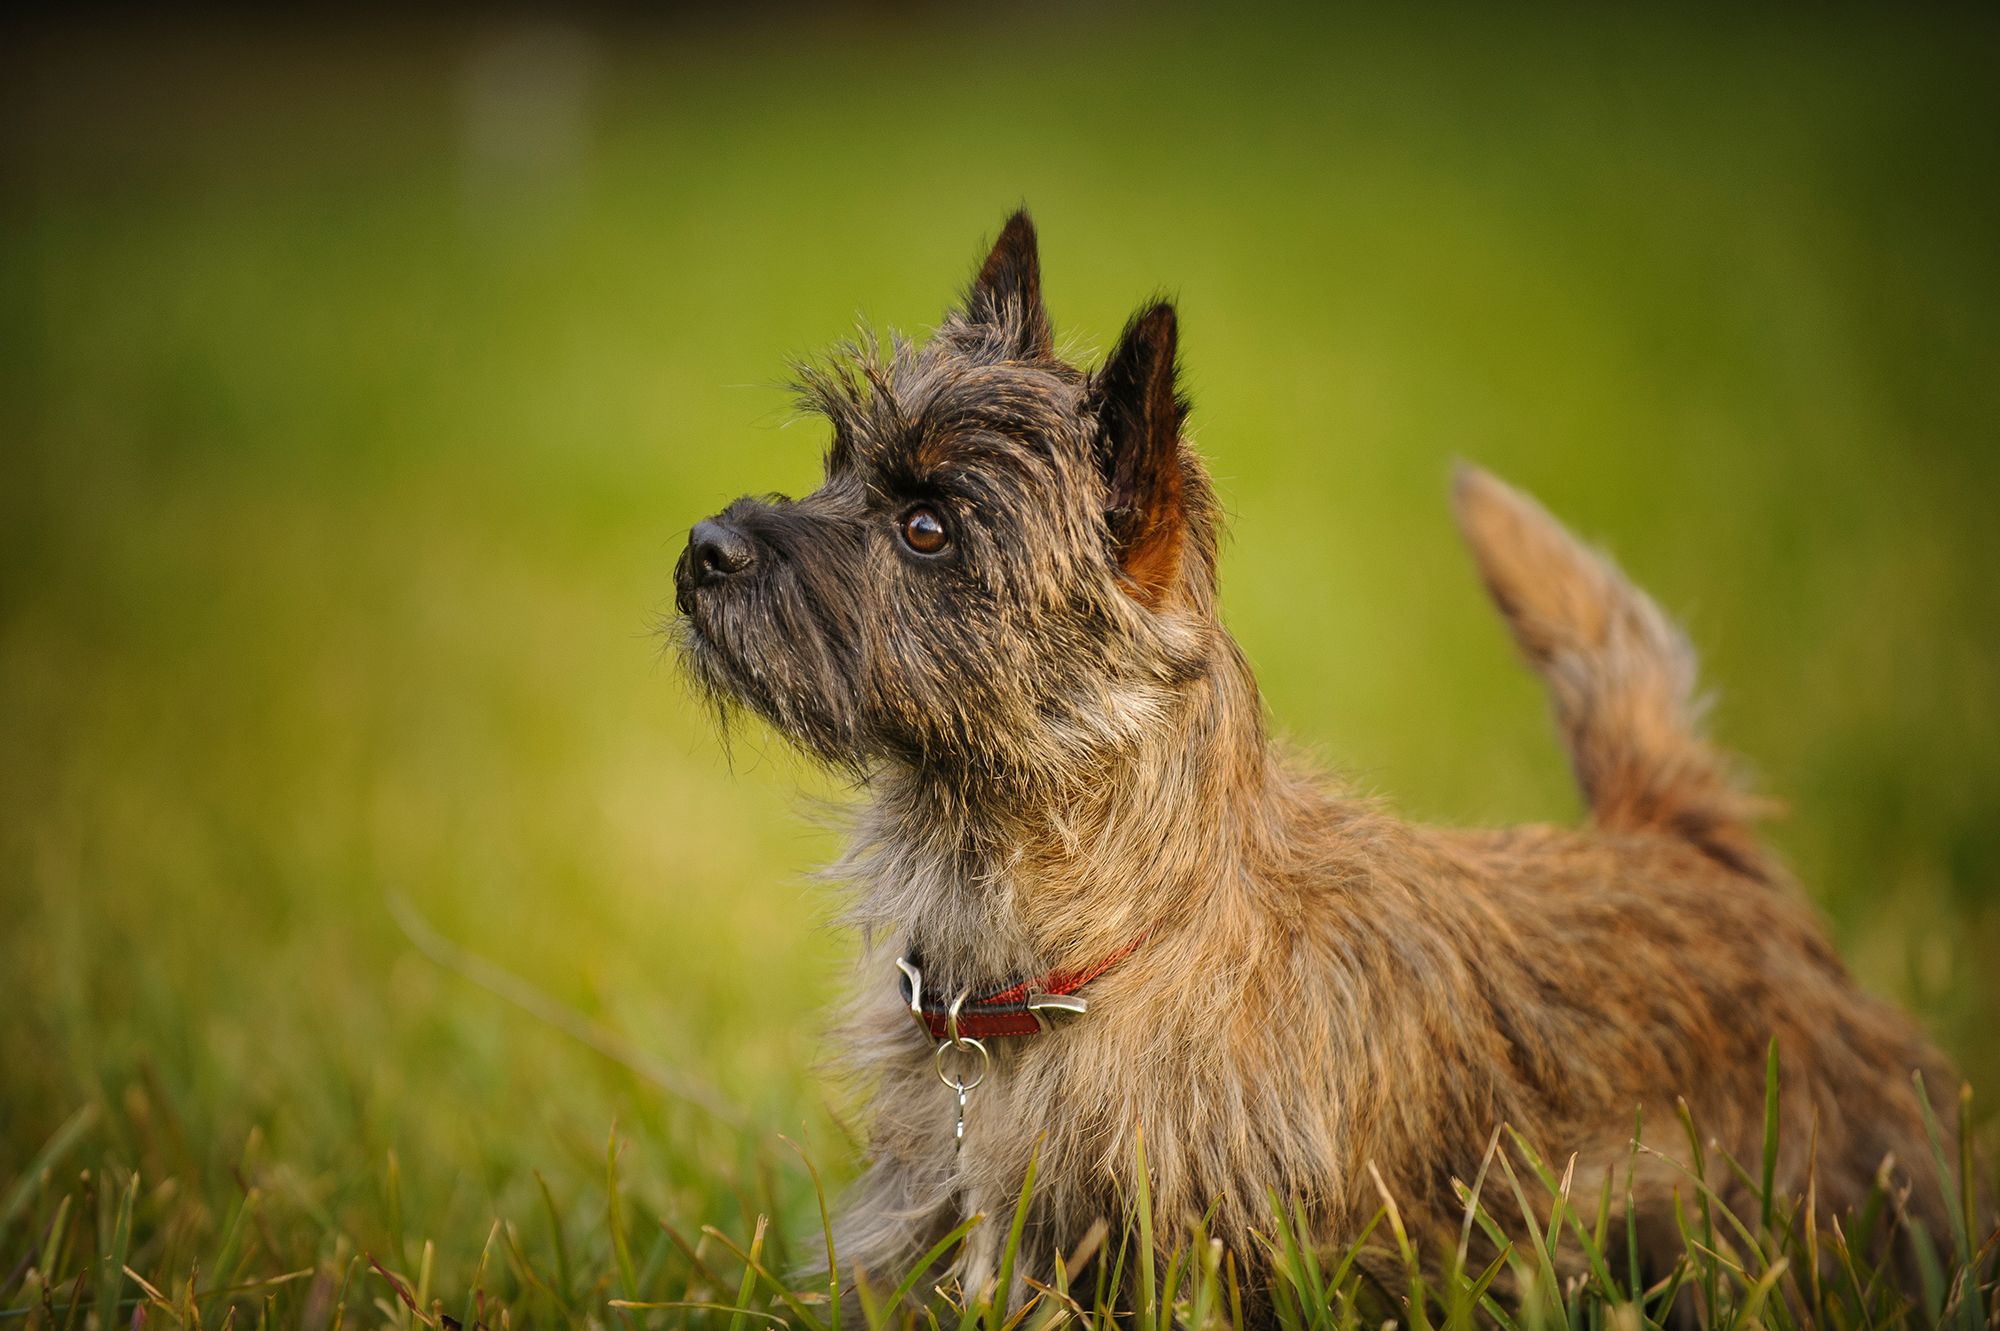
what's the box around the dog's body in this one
[675,212,1963,1313]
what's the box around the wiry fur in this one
[674,211,1970,1319]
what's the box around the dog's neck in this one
[837,631,1287,996]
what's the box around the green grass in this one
[4,1055,1995,1329]
[3,6,1997,1327]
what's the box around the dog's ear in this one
[1090,301,1191,609]
[962,209,1053,360]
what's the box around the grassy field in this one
[4,7,1997,1327]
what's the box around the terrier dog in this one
[674,211,1965,1314]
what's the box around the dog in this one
[674,210,1966,1317]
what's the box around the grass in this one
[3,5,1998,1328]
[4,1052,1995,1329]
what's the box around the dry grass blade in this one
[365,1255,435,1330]
[387,893,742,1126]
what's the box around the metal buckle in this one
[902,957,1092,1034]
[1024,991,1088,1031]
[895,956,929,1035]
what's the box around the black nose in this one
[678,519,757,611]
[691,518,755,578]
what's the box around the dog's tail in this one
[1450,464,1773,879]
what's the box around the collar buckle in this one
[894,956,930,1037]
[1023,991,1089,1031]
[896,931,1143,1040]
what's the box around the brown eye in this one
[898,506,950,555]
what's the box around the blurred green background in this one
[4,2,1997,1296]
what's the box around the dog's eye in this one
[898,507,950,556]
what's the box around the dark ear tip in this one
[1098,300,1183,399]
[982,210,1039,272]
[1126,300,1177,346]
[963,206,1051,355]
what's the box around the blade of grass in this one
[660,1219,725,1302]
[1912,1073,1975,1273]
[205,1193,250,1294]
[495,1220,560,1310]
[1255,1194,1318,1331]
[1457,1127,1506,1275]
[1367,1162,1432,1331]
[458,1220,498,1331]
[1055,1217,1107,1301]
[1644,1139,1783,1274]
[96,1173,137,1329]
[1157,1246,1188,1331]
[42,1194,76,1293]
[1759,1040,1781,1238]
[1729,1258,1790,1331]
[1184,1234,1222,1331]
[365,1254,434,1329]
[849,1260,884,1331]
[1503,1128,1621,1300]
[1097,1205,1133,1326]
[1287,1197,1330,1327]
[415,1238,434,1326]
[633,1224,673,1302]
[1957,1082,1985,1331]
[60,1270,85,1331]
[725,1215,767,1331]
[533,1171,572,1302]
[1320,1208,1384,1311]
[606,1128,637,1300]
[384,1152,405,1271]
[1492,1149,1566,1329]
[988,1143,1041,1331]
[1799,1125,1822,1325]
[783,1135,842,1331]
[1623,1107,1644,1309]
[1134,1131,1156,1331]
[1,1107,98,1241]
[1021,1274,1085,1329]
[387,893,741,1125]
[702,1222,830,1331]
[1675,1099,1719,1323]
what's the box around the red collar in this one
[895,934,1147,1040]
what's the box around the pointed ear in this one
[962,209,1053,359]
[1090,301,1191,609]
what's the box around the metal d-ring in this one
[933,989,988,1155]
[934,1034,989,1093]
[936,988,989,1088]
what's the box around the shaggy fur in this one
[674,210,1967,1317]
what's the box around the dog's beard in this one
[676,596,872,771]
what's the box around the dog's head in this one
[675,211,1222,786]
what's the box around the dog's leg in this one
[825,1157,960,1322]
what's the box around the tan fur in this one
[1450,465,1774,880]
[833,622,1958,1309]
[676,214,1971,1321]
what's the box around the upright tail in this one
[1450,464,1773,880]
